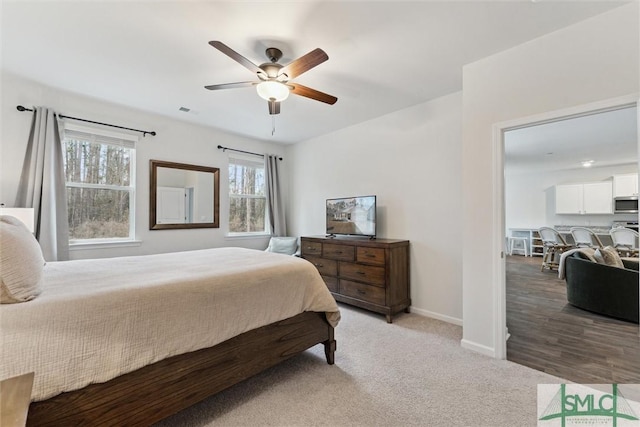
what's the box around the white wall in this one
[287,91,463,324]
[505,164,638,231]
[1,72,285,259]
[461,3,639,356]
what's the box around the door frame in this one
[492,94,639,360]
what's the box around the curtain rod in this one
[217,145,283,161]
[16,105,156,137]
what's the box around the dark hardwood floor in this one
[506,254,640,383]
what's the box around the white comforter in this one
[0,247,340,401]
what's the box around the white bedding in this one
[0,247,340,401]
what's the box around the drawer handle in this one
[365,254,376,258]
[356,271,366,275]
[315,263,324,268]
[357,289,366,295]
[335,251,343,254]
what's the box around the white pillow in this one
[268,237,298,255]
[593,248,605,264]
[0,215,45,303]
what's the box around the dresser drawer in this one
[356,247,385,265]
[323,244,355,261]
[339,262,386,287]
[300,236,410,323]
[340,280,385,305]
[322,275,338,293]
[301,241,322,256]
[304,256,337,276]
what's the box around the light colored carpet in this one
[156,305,562,426]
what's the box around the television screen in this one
[326,195,376,237]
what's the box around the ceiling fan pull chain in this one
[272,116,276,136]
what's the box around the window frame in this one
[62,123,138,245]
[227,154,269,237]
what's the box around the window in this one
[62,124,137,243]
[228,156,267,234]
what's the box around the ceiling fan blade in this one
[268,100,281,115]
[204,81,255,90]
[209,41,261,75]
[289,83,338,105]
[279,48,328,80]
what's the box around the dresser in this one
[301,236,410,323]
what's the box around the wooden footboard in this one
[27,311,335,426]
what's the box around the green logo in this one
[539,384,639,427]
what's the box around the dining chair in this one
[569,227,604,249]
[538,227,573,271]
[610,227,639,257]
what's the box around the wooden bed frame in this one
[26,311,336,426]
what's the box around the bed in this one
[0,241,340,426]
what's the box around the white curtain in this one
[265,155,286,236]
[15,107,69,261]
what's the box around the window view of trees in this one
[228,159,266,233]
[63,138,133,240]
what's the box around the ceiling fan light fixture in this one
[256,81,289,102]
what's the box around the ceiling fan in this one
[205,41,338,115]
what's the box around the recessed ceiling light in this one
[581,160,595,167]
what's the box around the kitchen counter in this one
[509,226,613,235]
[554,225,612,235]
[553,225,615,247]
[508,226,615,256]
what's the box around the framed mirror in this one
[149,160,220,230]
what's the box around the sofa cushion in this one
[596,246,625,268]
[573,248,597,262]
[622,257,639,271]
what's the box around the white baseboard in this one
[410,308,499,358]
[410,307,463,326]
[460,339,496,358]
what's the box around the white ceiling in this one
[1,1,628,144]
[505,106,638,174]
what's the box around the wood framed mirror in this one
[150,160,220,230]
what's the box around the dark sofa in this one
[564,252,639,323]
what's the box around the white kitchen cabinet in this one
[582,182,613,213]
[555,181,612,214]
[555,184,583,214]
[613,173,638,197]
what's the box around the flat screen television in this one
[326,195,376,238]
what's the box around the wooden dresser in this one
[301,236,410,323]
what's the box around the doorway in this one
[495,96,639,380]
